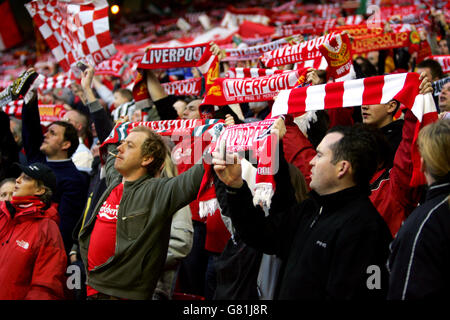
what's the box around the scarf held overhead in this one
[260,33,336,67]
[271,72,438,186]
[197,118,280,218]
[202,68,308,106]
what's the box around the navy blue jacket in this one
[387,177,450,300]
[21,96,89,254]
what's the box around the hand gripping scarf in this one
[99,118,280,218]
[100,119,224,165]
[271,72,438,186]
[197,118,281,218]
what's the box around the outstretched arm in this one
[80,65,114,143]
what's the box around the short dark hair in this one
[51,121,79,157]
[417,59,445,80]
[327,124,380,190]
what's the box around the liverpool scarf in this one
[198,118,280,218]
[202,68,308,106]
[260,33,336,67]
[138,43,207,70]
[429,55,450,74]
[223,35,302,61]
[225,68,285,79]
[351,31,420,54]
[319,32,355,81]
[161,77,203,96]
[271,72,438,186]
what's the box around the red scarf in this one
[319,32,354,81]
[161,77,203,96]
[351,31,420,54]
[197,118,280,218]
[138,43,207,70]
[429,55,450,73]
[10,196,45,212]
[225,67,285,79]
[260,33,336,68]
[202,68,308,106]
[271,72,438,186]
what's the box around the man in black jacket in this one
[212,123,393,299]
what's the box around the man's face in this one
[309,132,343,195]
[12,173,42,198]
[182,100,201,119]
[114,131,149,176]
[439,82,450,112]
[361,103,393,128]
[0,181,15,201]
[40,124,67,157]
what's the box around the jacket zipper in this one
[309,206,323,228]
[121,212,146,221]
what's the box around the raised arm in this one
[212,118,300,257]
[80,65,114,143]
[21,87,45,164]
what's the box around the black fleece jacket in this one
[224,165,392,300]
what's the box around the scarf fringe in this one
[252,182,275,210]
[199,198,221,218]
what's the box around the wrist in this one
[228,178,244,189]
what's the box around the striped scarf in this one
[225,68,285,79]
[202,68,308,106]
[271,72,438,186]
[198,118,280,218]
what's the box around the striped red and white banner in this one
[271,72,438,186]
[272,73,436,122]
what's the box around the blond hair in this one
[130,126,167,177]
[418,119,450,181]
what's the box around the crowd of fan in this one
[0,1,450,301]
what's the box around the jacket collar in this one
[122,173,153,189]
[309,186,367,213]
[426,174,450,201]
[1,197,46,220]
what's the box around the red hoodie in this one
[0,197,67,300]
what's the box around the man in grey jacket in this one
[78,65,204,300]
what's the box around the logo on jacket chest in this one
[16,240,30,250]
[315,240,327,248]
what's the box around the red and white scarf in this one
[271,72,438,186]
[260,33,336,67]
[198,118,280,218]
[161,77,203,96]
[94,58,127,78]
[202,68,308,106]
[138,43,207,70]
[223,35,302,61]
[319,32,355,81]
[225,68,285,79]
[429,55,450,74]
[3,101,67,126]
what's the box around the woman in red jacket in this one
[0,163,67,300]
